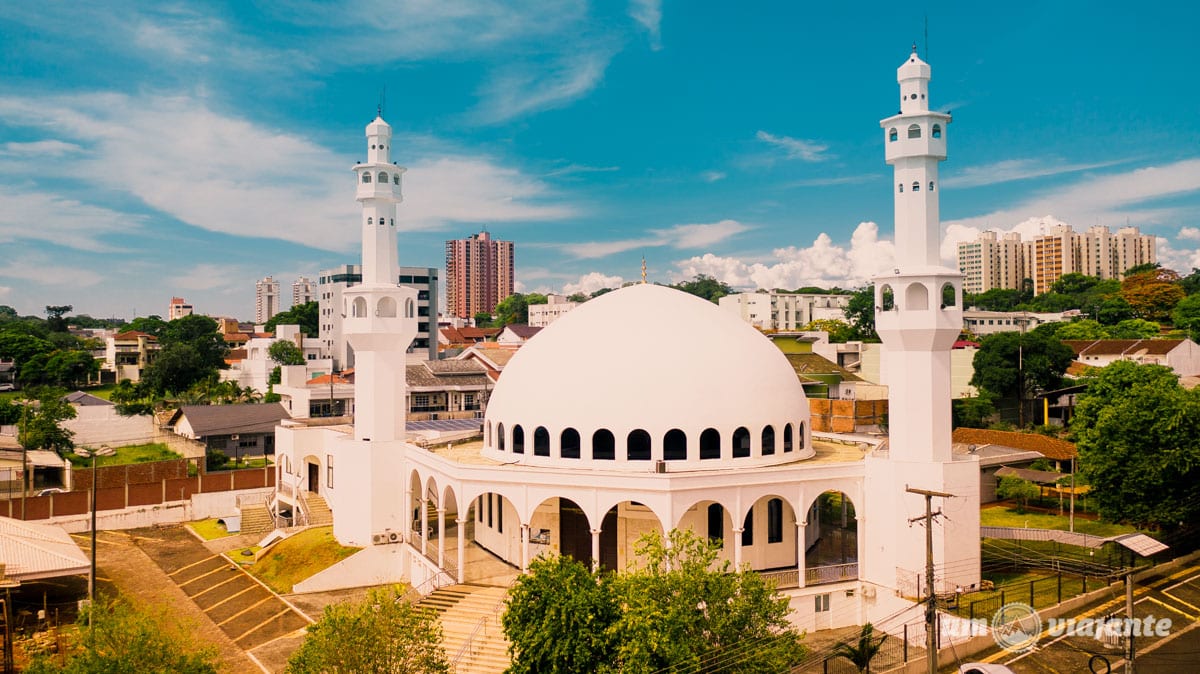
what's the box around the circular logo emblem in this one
[992,602,1042,653]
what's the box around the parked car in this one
[0,383,15,391]
[35,487,66,496]
[959,665,1017,674]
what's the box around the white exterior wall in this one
[719,292,852,331]
[528,295,578,328]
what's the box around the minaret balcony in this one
[342,285,419,351]
[356,182,403,202]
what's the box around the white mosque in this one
[273,48,981,632]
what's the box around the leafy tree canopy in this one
[670,274,734,303]
[494,293,530,327]
[1171,293,1200,341]
[1071,361,1200,529]
[473,311,493,328]
[265,301,319,336]
[997,476,1040,513]
[17,386,76,454]
[970,331,1074,402]
[589,287,615,298]
[1120,269,1185,323]
[843,286,879,342]
[44,304,73,332]
[125,315,168,337]
[287,586,448,674]
[566,292,588,303]
[803,319,856,343]
[1180,268,1200,296]
[268,340,305,366]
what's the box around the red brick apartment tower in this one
[445,230,515,319]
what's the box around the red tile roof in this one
[952,428,1076,461]
[113,330,155,341]
[1062,339,1185,357]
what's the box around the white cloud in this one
[562,272,624,295]
[546,163,620,177]
[475,48,615,123]
[1158,238,1200,273]
[672,221,894,290]
[628,0,662,50]
[0,93,574,251]
[755,130,829,162]
[1178,226,1200,241]
[0,185,138,252]
[559,219,750,259]
[1,140,83,157]
[0,258,103,287]
[941,158,1126,188]
[172,263,252,292]
[701,170,726,183]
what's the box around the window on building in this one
[663,429,687,461]
[707,503,724,545]
[378,172,388,183]
[393,174,399,184]
[326,454,333,488]
[768,498,784,543]
[627,429,651,461]
[561,428,581,459]
[889,128,898,142]
[762,425,775,455]
[477,496,483,523]
[593,429,615,460]
[929,181,935,191]
[815,593,830,612]
[733,427,750,458]
[742,510,754,546]
[898,183,904,193]
[908,123,921,139]
[362,173,371,183]
[783,423,794,452]
[487,494,493,527]
[932,124,942,139]
[534,427,550,457]
[700,428,721,460]
[912,181,920,192]
[512,425,525,454]
[498,423,505,451]
[496,494,503,533]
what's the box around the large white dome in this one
[482,284,812,470]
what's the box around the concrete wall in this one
[293,543,405,593]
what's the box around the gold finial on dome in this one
[641,256,647,284]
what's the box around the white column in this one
[591,529,601,572]
[796,520,807,588]
[521,524,530,572]
[855,515,865,581]
[420,497,429,557]
[456,518,467,584]
[437,508,446,568]
[733,528,744,568]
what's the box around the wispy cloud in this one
[755,130,830,162]
[546,163,620,177]
[474,48,616,123]
[672,221,894,290]
[1,140,83,157]
[701,170,726,183]
[559,219,750,259]
[0,92,575,251]
[0,185,137,252]
[0,256,104,287]
[942,157,1128,188]
[787,174,877,188]
[628,0,663,50]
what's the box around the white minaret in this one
[862,49,980,602]
[342,113,417,443]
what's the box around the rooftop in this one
[426,438,866,468]
[951,427,1076,461]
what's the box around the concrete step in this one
[419,584,511,672]
[238,503,273,535]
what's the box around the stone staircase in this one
[301,492,333,527]
[419,584,511,673]
[238,502,274,535]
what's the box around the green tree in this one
[952,394,996,429]
[1171,293,1200,341]
[670,274,734,303]
[495,293,530,327]
[287,586,448,674]
[141,344,209,394]
[1107,318,1160,339]
[1054,319,1107,341]
[831,623,889,673]
[161,314,228,369]
[265,301,319,336]
[590,287,615,299]
[803,319,856,343]
[473,311,493,327]
[26,597,218,674]
[44,304,73,332]
[1094,296,1135,325]
[504,554,619,673]
[566,293,588,303]
[1120,269,1185,323]
[268,340,306,366]
[997,476,1040,513]
[126,315,168,337]
[843,286,879,341]
[965,288,1023,312]
[110,379,156,416]
[970,331,1074,425]
[44,350,99,388]
[1071,361,1200,529]
[0,330,55,377]
[1179,267,1200,296]
[17,387,76,454]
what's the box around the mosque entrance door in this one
[558,499,591,567]
[307,462,319,494]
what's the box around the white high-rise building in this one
[255,276,280,324]
[866,48,980,593]
[718,292,852,331]
[292,277,316,308]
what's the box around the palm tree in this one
[831,623,888,673]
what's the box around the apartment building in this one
[444,230,514,319]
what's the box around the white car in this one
[0,384,15,391]
[959,665,1017,674]
[36,487,66,496]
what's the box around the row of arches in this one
[485,422,805,462]
[898,181,935,193]
[361,172,401,184]
[877,281,960,312]
[365,217,395,226]
[348,296,416,318]
[888,123,942,142]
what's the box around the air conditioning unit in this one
[862,586,877,599]
[372,532,389,545]
[388,531,402,544]
[654,460,666,474]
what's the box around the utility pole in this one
[1125,563,1135,674]
[908,486,953,674]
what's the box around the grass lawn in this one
[207,456,273,472]
[188,518,236,541]
[980,505,1139,538]
[945,570,1093,619]
[68,442,182,468]
[83,383,117,400]
[247,527,360,594]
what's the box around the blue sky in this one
[2,1,1199,321]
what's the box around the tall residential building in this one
[319,263,439,368]
[956,224,1156,295]
[717,292,852,331]
[167,297,194,320]
[255,276,280,324]
[292,277,316,308]
[528,294,578,327]
[444,230,514,319]
[956,231,1023,294]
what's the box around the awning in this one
[0,517,91,582]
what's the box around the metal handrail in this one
[450,577,516,672]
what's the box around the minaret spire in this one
[641,256,647,284]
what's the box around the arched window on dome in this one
[592,430,615,460]
[700,428,721,460]
[627,430,651,461]
[362,173,371,183]
[929,181,935,192]
[512,425,525,454]
[889,128,898,142]
[534,427,550,457]
[379,172,388,184]
[663,429,687,461]
[932,124,942,139]
[707,504,724,545]
[561,428,581,459]
[761,425,776,455]
[497,423,505,451]
[783,423,794,452]
[732,427,750,458]
[767,498,784,543]
[908,123,921,139]
[898,183,904,193]
[797,422,806,449]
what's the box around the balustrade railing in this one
[806,562,858,585]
